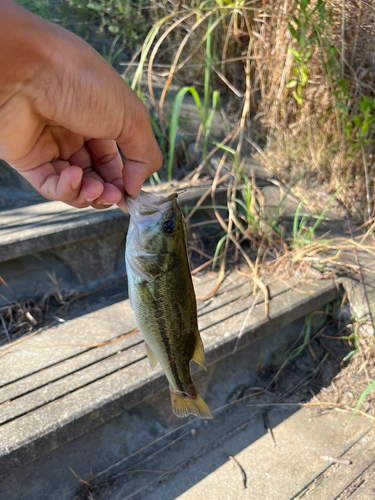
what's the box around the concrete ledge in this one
[0,186,230,303]
[0,186,229,263]
[0,201,129,262]
[0,271,338,484]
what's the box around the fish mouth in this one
[126,190,179,216]
[153,192,178,205]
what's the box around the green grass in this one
[348,379,375,426]
[292,186,343,248]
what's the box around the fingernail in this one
[101,202,113,206]
[71,180,81,190]
[84,198,95,203]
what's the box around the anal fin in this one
[145,341,158,370]
[192,335,206,370]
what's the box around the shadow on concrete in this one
[0,314,347,500]
[88,318,349,500]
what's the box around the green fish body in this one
[125,190,212,419]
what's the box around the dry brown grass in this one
[138,0,375,368]
[253,0,375,221]
[0,273,77,345]
[143,0,375,222]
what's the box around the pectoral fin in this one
[145,342,159,370]
[192,335,206,370]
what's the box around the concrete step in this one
[0,270,338,500]
[0,151,345,307]
[0,175,342,307]
[0,185,229,304]
[0,198,129,304]
[0,161,44,212]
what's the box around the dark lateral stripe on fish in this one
[152,286,185,393]
[157,318,185,393]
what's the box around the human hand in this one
[0,0,162,211]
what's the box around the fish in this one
[125,190,212,419]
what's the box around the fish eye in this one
[162,219,175,235]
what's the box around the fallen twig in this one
[233,290,261,353]
[321,456,351,465]
[263,412,276,446]
[227,455,247,489]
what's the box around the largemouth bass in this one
[125,190,212,419]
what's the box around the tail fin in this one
[170,388,213,419]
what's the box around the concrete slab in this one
[0,271,337,495]
[305,431,375,499]
[139,409,373,500]
[351,469,375,499]
[0,315,336,500]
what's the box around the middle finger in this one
[69,144,93,170]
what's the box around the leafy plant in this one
[287,0,327,105]
[232,171,282,245]
[346,96,375,151]
[62,0,149,47]
[16,0,53,18]
[288,313,312,361]
[17,0,149,50]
